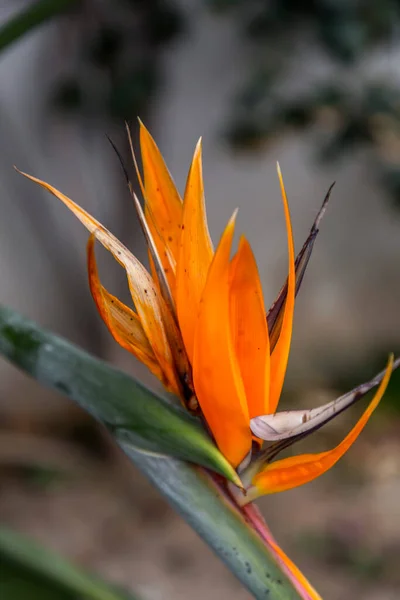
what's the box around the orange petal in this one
[229,236,270,418]
[139,121,183,293]
[18,169,181,396]
[124,123,176,294]
[248,355,393,498]
[131,189,190,395]
[193,212,251,467]
[176,139,214,362]
[268,165,296,413]
[87,235,165,382]
[131,190,175,315]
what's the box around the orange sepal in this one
[87,235,165,382]
[18,170,181,396]
[248,355,394,498]
[229,236,270,418]
[268,165,296,413]
[139,121,183,293]
[193,212,251,467]
[176,139,214,362]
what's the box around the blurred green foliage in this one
[0,0,80,52]
[322,345,400,414]
[0,0,184,123]
[50,0,184,121]
[3,1,400,204]
[298,530,393,582]
[208,0,400,207]
[0,527,139,600]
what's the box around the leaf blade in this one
[122,449,301,600]
[0,304,240,487]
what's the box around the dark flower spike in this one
[267,182,335,351]
[251,355,400,442]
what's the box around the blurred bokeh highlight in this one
[0,1,399,599]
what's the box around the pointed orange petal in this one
[125,122,176,294]
[87,235,165,382]
[229,236,270,418]
[248,355,393,497]
[18,170,181,396]
[139,121,183,292]
[130,191,177,320]
[268,165,296,413]
[176,139,214,362]
[193,212,251,467]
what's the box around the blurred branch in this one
[0,0,80,54]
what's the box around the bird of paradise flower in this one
[16,121,399,600]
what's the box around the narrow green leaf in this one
[0,0,80,54]
[0,527,137,600]
[2,560,72,600]
[0,305,241,487]
[120,449,301,599]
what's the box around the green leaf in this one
[0,526,137,600]
[0,305,302,599]
[121,450,302,599]
[0,304,240,487]
[0,0,80,54]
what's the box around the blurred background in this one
[0,1,400,599]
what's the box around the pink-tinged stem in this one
[242,503,321,600]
